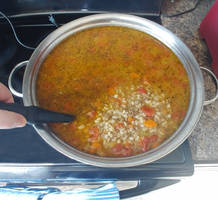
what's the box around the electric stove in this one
[0,0,194,198]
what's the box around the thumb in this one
[0,110,26,129]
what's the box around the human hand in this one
[0,83,26,129]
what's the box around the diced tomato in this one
[64,102,72,111]
[172,110,186,121]
[141,105,155,117]
[89,127,99,139]
[178,67,186,76]
[172,78,182,87]
[126,49,133,56]
[121,147,132,156]
[112,143,122,153]
[87,111,97,119]
[137,88,147,94]
[43,82,52,89]
[71,138,80,146]
[132,44,138,51]
[69,123,76,131]
[140,136,149,152]
[89,48,96,53]
[149,135,158,143]
[140,135,159,152]
[112,143,132,156]
[115,122,125,130]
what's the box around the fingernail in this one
[14,117,27,128]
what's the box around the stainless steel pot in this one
[8,14,218,167]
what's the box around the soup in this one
[36,26,190,157]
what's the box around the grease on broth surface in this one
[36,26,190,157]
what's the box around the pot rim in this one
[23,13,204,167]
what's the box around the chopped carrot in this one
[127,116,135,123]
[137,88,147,94]
[144,119,157,128]
[108,87,115,95]
[130,72,139,79]
[91,142,101,149]
[141,105,155,117]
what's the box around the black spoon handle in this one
[0,102,76,125]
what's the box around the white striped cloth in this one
[0,183,120,200]
[43,183,119,200]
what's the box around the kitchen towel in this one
[0,183,120,200]
[43,183,120,200]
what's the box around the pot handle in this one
[200,67,218,106]
[8,61,29,98]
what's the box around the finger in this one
[0,110,26,129]
[0,83,14,103]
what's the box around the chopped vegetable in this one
[144,120,157,128]
[69,123,76,130]
[127,116,135,123]
[137,88,147,94]
[141,105,155,117]
[115,122,125,130]
[91,142,101,149]
[89,127,99,140]
[108,87,115,95]
[140,136,149,152]
[112,143,122,153]
[87,111,97,119]
[149,135,158,143]
[142,77,149,85]
[130,72,139,79]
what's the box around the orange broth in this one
[36,26,190,157]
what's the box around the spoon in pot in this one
[0,102,76,125]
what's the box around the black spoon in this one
[0,102,76,125]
